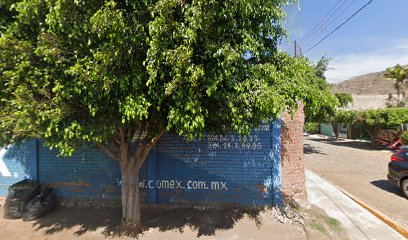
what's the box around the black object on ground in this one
[23,189,56,221]
[3,179,41,219]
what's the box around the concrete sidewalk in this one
[306,169,406,240]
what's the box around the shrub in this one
[305,122,320,134]
[402,131,408,144]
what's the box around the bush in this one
[305,122,320,134]
[402,131,408,144]
[330,108,408,140]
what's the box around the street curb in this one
[335,186,408,239]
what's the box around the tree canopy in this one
[0,0,336,155]
[333,108,408,140]
[314,55,331,80]
[334,92,353,109]
[384,64,408,107]
[303,56,338,122]
[0,0,333,231]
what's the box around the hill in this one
[331,71,397,95]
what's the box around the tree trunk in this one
[333,123,339,140]
[98,126,165,233]
[363,126,378,142]
[121,166,142,232]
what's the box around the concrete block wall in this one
[37,143,150,203]
[39,144,123,200]
[0,121,283,207]
[153,121,282,205]
[0,141,37,196]
[0,114,313,209]
[281,105,307,202]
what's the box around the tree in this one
[384,64,408,107]
[334,92,353,108]
[402,131,408,144]
[1,0,327,232]
[333,108,408,141]
[301,56,352,138]
[330,93,353,139]
[303,56,338,122]
[359,108,408,140]
[314,55,331,80]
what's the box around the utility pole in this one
[294,40,297,58]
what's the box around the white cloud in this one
[326,38,408,83]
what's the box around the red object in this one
[376,138,403,150]
[390,139,403,149]
[390,149,404,162]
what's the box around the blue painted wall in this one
[0,121,282,206]
[0,141,37,196]
[152,121,281,205]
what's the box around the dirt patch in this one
[0,203,349,240]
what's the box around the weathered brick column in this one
[281,104,307,203]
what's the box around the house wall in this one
[281,106,307,202]
[1,121,284,207]
[0,141,37,196]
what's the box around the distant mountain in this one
[331,71,397,95]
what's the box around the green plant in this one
[330,108,408,140]
[305,122,320,134]
[402,131,408,144]
[384,64,408,107]
[308,214,341,236]
[324,216,341,231]
[334,92,353,108]
[304,56,339,122]
[309,221,327,235]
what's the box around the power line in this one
[304,0,374,54]
[299,0,348,45]
[301,0,361,49]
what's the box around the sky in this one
[280,0,408,83]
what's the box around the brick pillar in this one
[281,104,307,203]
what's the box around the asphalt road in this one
[304,136,408,232]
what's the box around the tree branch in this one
[137,129,166,170]
[98,143,120,161]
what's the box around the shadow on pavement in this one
[31,205,262,238]
[370,180,405,199]
[304,144,327,155]
[307,138,384,151]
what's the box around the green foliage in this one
[0,1,344,160]
[359,108,408,128]
[331,108,408,140]
[0,0,336,156]
[333,108,408,127]
[303,56,338,122]
[305,122,320,134]
[385,64,408,83]
[314,56,331,80]
[402,131,408,144]
[384,64,408,107]
[332,110,359,125]
[334,93,353,108]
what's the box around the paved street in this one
[306,170,405,239]
[304,136,408,232]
